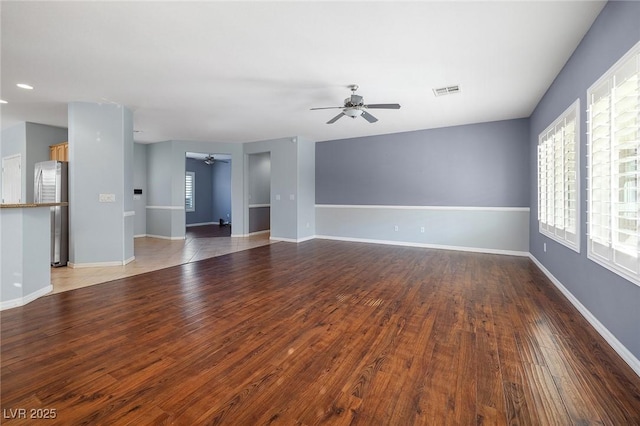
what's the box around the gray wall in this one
[68,102,134,265]
[244,137,314,241]
[249,207,270,233]
[145,140,242,239]
[185,157,214,225]
[248,152,271,233]
[133,143,147,237]
[529,1,640,362]
[1,208,51,307]
[317,119,529,207]
[248,152,271,205]
[0,122,67,203]
[25,123,68,202]
[212,160,232,224]
[297,136,315,240]
[316,119,530,253]
[145,141,180,238]
[0,123,27,202]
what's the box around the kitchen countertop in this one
[1,202,68,209]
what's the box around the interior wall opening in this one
[248,152,271,235]
[185,152,232,238]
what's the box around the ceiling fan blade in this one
[364,103,401,109]
[327,112,345,124]
[361,111,378,123]
[310,106,344,110]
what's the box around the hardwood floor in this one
[186,224,232,239]
[2,240,640,424]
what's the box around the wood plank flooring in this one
[2,240,640,424]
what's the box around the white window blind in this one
[185,171,195,212]
[587,41,640,285]
[537,99,580,251]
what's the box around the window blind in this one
[537,99,580,251]
[587,41,640,285]
[185,172,195,212]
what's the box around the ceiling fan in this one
[203,155,229,165]
[311,84,401,124]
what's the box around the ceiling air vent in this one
[433,85,460,97]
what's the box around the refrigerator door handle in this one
[35,169,43,203]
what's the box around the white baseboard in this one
[314,235,529,257]
[69,260,124,268]
[529,254,640,378]
[124,256,135,265]
[0,285,53,311]
[248,230,270,236]
[270,235,314,243]
[134,234,147,238]
[146,234,185,241]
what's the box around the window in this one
[587,41,640,285]
[185,171,195,212]
[537,99,580,251]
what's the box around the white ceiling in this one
[1,1,606,144]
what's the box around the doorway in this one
[248,152,271,235]
[185,152,232,238]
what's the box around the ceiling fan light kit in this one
[311,84,400,124]
[344,108,363,118]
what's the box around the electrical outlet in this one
[99,193,115,203]
[420,226,425,233]
[394,225,399,232]
[544,242,547,252]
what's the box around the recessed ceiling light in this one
[0,99,7,104]
[17,83,34,90]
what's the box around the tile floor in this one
[51,231,275,294]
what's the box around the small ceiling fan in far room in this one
[310,84,401,124]
[203,155,229,165]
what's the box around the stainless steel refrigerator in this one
[34,160,68,267]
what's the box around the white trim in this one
[123,211,135,217]
[313,235,529,257]
[315,204,529,212]
[185,171,195,213]
[123,256,135,265]
[69,260,127,268]
[249,204,271,208]
[0,285,52,311]
[537,98,581,253]
[134,234,147,238]
[146,205,184,210]
[248,229,270,236]
[270,235,315,243]
[529,254,640,378]
[145,234,186,241]
[186,221,217,227]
